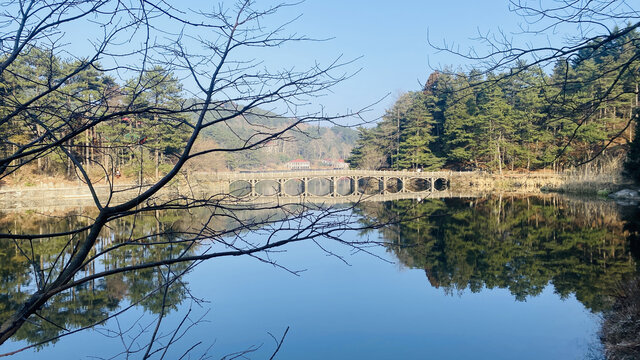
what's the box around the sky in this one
[208,0,632,123]
[54,0,564,123]
[256,0,531,122]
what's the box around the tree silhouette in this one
[0,0,375,355]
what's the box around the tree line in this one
[349,26,639,177]
[0,48,358,183]
[0,47,191,181]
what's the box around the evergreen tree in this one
[624,110,640,182]
[394,92,443,170]
[348,27,639,174]
[123,67,189,178]
[442,73,483,169]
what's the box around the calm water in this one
[1,195,638,359]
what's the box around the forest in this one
[0,49,356,182]
[348,26,640,177]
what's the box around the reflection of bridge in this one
[211,170,455,197]
[234,191,487,205]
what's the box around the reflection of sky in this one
[6,230,598,359]
[194,235,598,360]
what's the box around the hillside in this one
[200,105,358,169]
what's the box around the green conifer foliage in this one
[624,111,640,182]
[349,25,640,173]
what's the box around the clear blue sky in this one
[260,0,529,122]
[243,0,631,123]
[60,1,551,123]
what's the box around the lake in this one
[1,195,637,359]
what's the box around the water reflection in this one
[0,210,194,347]
[357,196,637,312]
[0,204,302,351]
[0,195,637,357]
[598,204,640,360]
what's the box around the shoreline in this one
[0,171,634,211]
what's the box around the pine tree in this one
[124,67,189,178]
[394,92,443,170]
[624,110,640,183]
[443,73,481,169]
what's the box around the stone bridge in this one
[210,170,457,198]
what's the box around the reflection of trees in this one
[597,205,640,359]
[622,205,640,260]
[0,204,306,348]
[600,277,640,360]
[360,196,636,311]
[0,210,195,346]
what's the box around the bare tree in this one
[0,0,377,355]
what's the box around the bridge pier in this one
[249,179,257,197]
[278,179,284,196]
[331,176,337,197]
[302,177,308,197]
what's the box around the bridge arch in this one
[384,177,403,193]
[307,177,333,196]
[336,177,354,196]
[434,178,448,191]
[283,178,304,196]
[358,176,383,195]
[404,177,431,192]
[255,180,280,196]
[229,180,251,197]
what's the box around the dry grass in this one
[555,156,633,196]
[451,171,566,193]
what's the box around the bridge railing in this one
[209,169,463,181]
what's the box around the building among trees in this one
[321,159,349,169]
[286,159,311,170]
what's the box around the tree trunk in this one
[90,128,95,164]
[497,135,503,175]
[85,129,89,166]
[67,143,72,177]
[36,126,42,169]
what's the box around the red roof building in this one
[286,159,311,170]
